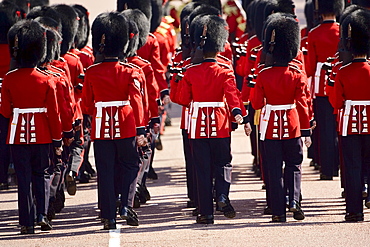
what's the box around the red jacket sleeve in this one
[46,79,63,142]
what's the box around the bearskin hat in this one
[180,2,199,21]
[304,0,315,31]
[9,0,49,13]
[339,4,363,24]
[92,12,129,58]
[124,20,140,58]
[51,4,78,55]
[341,9,370,56]
[121,9,149,49]
[150,0,163,33]
[7,19,46,67]
[317,0,344,16]
[188,4,221,25]
[0,0,23,44]
[277,0,295,15]
[192,14,228,54]
[72,4,90,49]
[26,6,61,31]
[39,26,60,64]
[117,0,152,22]
[246,0,258,34]
[254,0,271,41]
[355,0,370,8]
[242,0,254,12]
[193,0,222,12]
[263,13,299,65]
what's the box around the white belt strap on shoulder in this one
[190,101,225,139]
[314,62,324,95]
[9,107,47,144]
[259,103,296,141]
[95,100,130,139]
[342,100,370,136]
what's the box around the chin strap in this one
[99,34,106,53]
[265,29,275,67]
[191,24,208,64]
[13,34,19,58]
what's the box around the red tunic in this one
[83,60,146,140]
[329,59,370,136]
[127,56,160,124]
[305,21,340,97]
[251,65,311,140]
[1,68,62,144]
[70,48,94,69]
[177,59,247,139]
[137,33,168,96]
[62,52,85,120]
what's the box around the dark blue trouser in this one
[263,138,303,216]
[0,114,10,184]
[341,135,370,214]
[190,137,232,215]
[314,96,339,177]
[12,144,50,226]
[94,137,139,219]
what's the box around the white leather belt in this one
[95,100,130,138]
[260,103,296,140]
[314,62,325,96]
[10,107,47,144]
[342,100,370,136]
[190,101,225,139]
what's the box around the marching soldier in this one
[2,19,63,233]
[251,13,311,222]
[82,11,146,230]
[329,8,370,221]
[178,14,251,224]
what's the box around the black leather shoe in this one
[290,200,305,220]
[66,171,77,195]
[103,219,116,230]
[0,182,9,190]
[147,166,158,180]
[37,214,53,231]
[362,185,368,198]
[138,184,150,203]
[192,208,199,216]
[341,190,346,198]
[314,163,320,170]
[217,194,236,218]
[133,193,141,208]
[186,200,195,208]
[365,200,370,209]
[263,206,272,215]
[121,207,139,226]
[20,226,34,234]
[196,215,214,224]
[309,160,315,167]
[320,174,333,180]
[271,215,286,222]
[345,212,364,222]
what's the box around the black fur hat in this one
[92,12,129,58]
[150,0,162,33]
[277,0,295,15]
[304,0,315,31]
[51,4,78,55]
[0,0,23,44]
[188,4,221,25]
[254,0,270,42]
[193,0,222,12]
[26,6,61,32]
[317,0,344,16]
[263,13,299,65]
[246,0,258,34]
[341,9,370,56]
[180,2,198,21]
[192,14,228,54]
[73,4,90,49]
[7,19,46,67]
[39,26,60,63]
[121,9,149,49]
[117,0,152,22]
[242,0,254,12]
[355,0,370,8]
[9,0,49,13]
[124,20,140,58]
[339,4,363,24]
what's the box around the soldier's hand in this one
[304,136,312,148]
[244,122,252,136]
[311,120,317,130]
[55,146,63,156]
[136,135,147,147]
[235,114,244,125]
[152,123,160,134]
[63,137,74,147]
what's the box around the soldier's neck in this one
[321,14,336,21]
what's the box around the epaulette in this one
[36,67,51,76]
[86,62,101,70]
[160,21,171,30]
[50,65,65,73]
[217,62,231,70]
[164,16,175,24]
[66,51,79,59]
[79,50,92,57]
[288,64,302,73]
[149,33,156,39]
[292,58,303,65]
[156,26,168,37]
[247,34,257,42]
[186,63,202,70]
[308,23,322,34]
[251,44,262,53]
[120,61,136,69]
[59,57,66,62]
[128,62,141,70]
[137,56,150,64]
[217,54,231,62]
[259,66,273,74]
[339,62,352,71]
[5,68,18,75]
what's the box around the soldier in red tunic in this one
[178,14,251,224]
[2,20,62,234]
[305,0,344,180]
[329,9,370,221]
[251,14,311,222]
[83,12,147,230]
